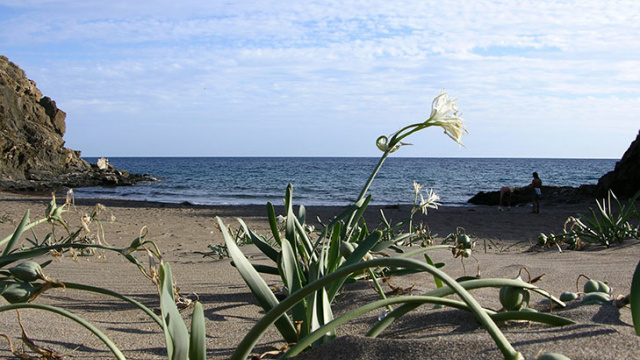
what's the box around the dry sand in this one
[0,191,639,359]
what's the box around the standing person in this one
[531,172,542,213]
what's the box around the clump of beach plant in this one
[538,190,639,250]
[217,90,572,360]
[198,223,255,259]
[0,193,206,360]
[575,274,612,305]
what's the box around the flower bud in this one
[0,281,36,303]
[499,276,529,311]
[9,261,43,282]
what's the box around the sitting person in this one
[499,186,514,210]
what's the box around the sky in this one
[0,1,639,158]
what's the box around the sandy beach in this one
[1,191,639,359]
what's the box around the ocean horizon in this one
[75,157,617,207]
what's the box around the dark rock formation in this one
[0,55,151,192]
[467,185,596,206]
[596,130,640,199]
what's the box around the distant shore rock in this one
[0,55,151,192]
[467,185,596,206]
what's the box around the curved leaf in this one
[367,278,566,338]
[327,231,382,301]
[56,282,162,328]
[284,295,478,358]
[491,311,574,326]
[1,210,30,256]
[189,302,207,360]
[238,218,280,262]
[160,263,190,360]
[230,257,523,360]
[216,217,298,344]
[280,236,307,329]
[0,303,126,360]
[266,202,283,246]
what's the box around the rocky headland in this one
[0,55,151,192]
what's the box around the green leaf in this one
[344,195,372,238]
[266,202,282,246]
[238,218,280,262]
[285,295,476,358]
[230,258,523,360]
[313,284,334,346]
[298,204,307,225]
[160,263,190,360]
[56,282,162,328]
[367,277,566,339]
[0,303,126,360]
[279,237,307,329]
[284,193,297,256]
[1,210,30,256]
[327,231,382,301]
[189,302,207,360]
[326,223,343,274]
[216,217,298,344]
[246,264,280,275]
[280,238,303,294]
[424,254,443,289]
[371,240,399,252]
[490,311,574,326]
[293,215,315,264]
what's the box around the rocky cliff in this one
[596,130,640,199]
[0,55,149,191]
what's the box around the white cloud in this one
[0,0,638,157]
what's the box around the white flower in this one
[419,188,441,215]
[412,181,424,195]
[429,90,458,122]
[438,118,467,146]
[428,90,467,146]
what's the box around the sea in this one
[75,157,616,207]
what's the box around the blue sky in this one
[1,0,638,158]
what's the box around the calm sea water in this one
[76,157,616,207]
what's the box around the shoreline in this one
[1,190,600,242]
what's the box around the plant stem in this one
[345,151,390,233]
[366,267,392,312]
[356,151,390,203]
[0,303,126,360]
[55,282,163,327]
